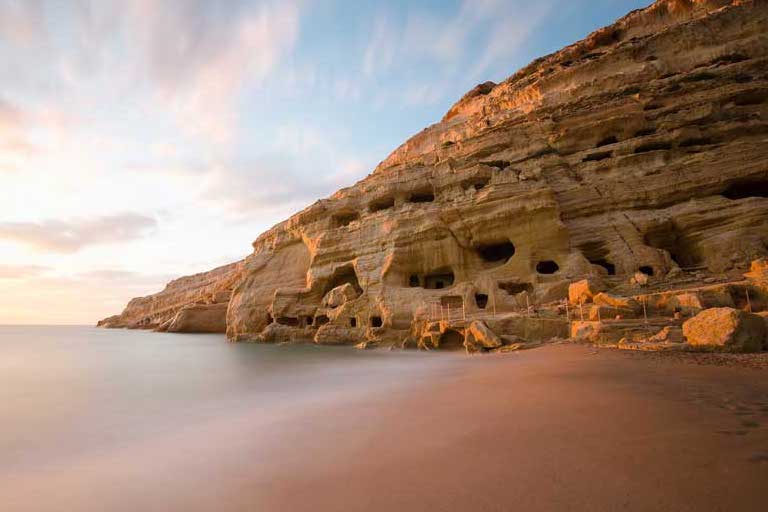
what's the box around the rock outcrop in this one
[100,0,768,349]
[683,307,766,352]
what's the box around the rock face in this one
[99,262,243,332]
[683,307,766,352]
[101,0,768,347]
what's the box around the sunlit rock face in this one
[101,0,768,342]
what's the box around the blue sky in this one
[0,0,651,323]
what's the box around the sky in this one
[0,0,651,324]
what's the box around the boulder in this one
[682,307,766,352]
[464,320,503,350]
[745,258,768,282]
[568,278,605,305]
[322,283,359,309]
[593,293,641,313]
[166,303,228,333]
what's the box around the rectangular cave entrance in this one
[369,196,395,213]
[424,270,455,290]
[408,188,435,203]
[475,293,488,309]
[643,221,703,269]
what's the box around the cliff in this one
[101,0,768,350]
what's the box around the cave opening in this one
[277,317,299,327]
[304,316,314,326]
[424,270,455,290]
[644,222,703,269]
[369,196,395,213]
[409,274,421,287]
[639,266,655,276]
[462,177,490,191]
[722,179,768,200]
[498,281,533,295]
[476,241,516,264]
[370,316,383,327]
[583,151,612,162]
[596,136,618,147]
[323,264,363,296]
[635,141,672,154]
[536,260,560,274]
[439,329,465,351]
[315,315,329,326]
[332,211,359,228]
[409,190,435,203]
[349,317,357,327]
[592,259,616,275]
[578,241,616,275]
[475,293,489,309]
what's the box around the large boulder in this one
[593,293,641,313]
[167,303,228,333]
[322,283,359,309]
[745,258,768,282]
[682,307,766,352]
[568,278,604,305]
[464,320,503,351]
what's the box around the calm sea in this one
[0,325,450,511]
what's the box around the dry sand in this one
[4,343,768,511]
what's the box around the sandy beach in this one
[3,332,766,512]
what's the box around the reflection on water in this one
[0,326,449,511]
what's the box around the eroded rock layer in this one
[101,0,768,344]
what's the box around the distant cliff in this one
[101,0,768,348]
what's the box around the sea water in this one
[0,326,447,511]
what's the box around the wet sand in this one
[3,341,768,511]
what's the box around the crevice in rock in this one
[635,141,672,154]
[498,281,533,295]
[462,177,491,191]
[583,151,613,162]
[722,179,768,200]
[596,136,618,147]
[482,160,512,170]
[732,90,768,107]
[634,127,657,137]
[683,71,717,82]
[679,137,714,148]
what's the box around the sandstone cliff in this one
[101,0,768,349]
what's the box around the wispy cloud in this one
[201,124,372,216]
[0,214,157,253]
[0,264,50,279]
